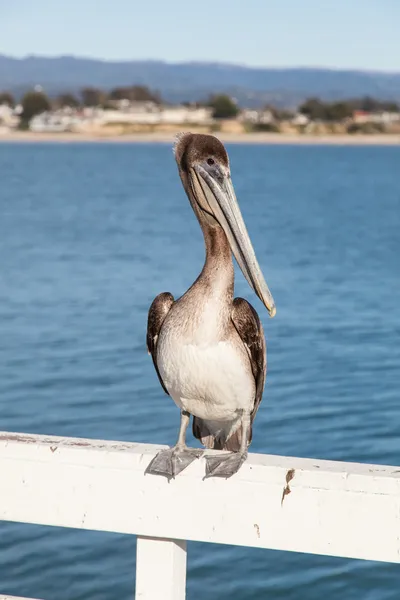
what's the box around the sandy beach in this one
[0,131,399,145]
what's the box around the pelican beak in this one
[190,164,276,317]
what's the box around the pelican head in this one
[174,132,276,318]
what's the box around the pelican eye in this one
[207,158,215,166]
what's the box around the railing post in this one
[135,536,187,600]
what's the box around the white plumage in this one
[157,336,255,422]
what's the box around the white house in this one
[29,104,214,131]
[97,104,213,125]
[353,110,400,124]
[0,104,20,129]
[240,109,275,124]
[291,113,309,126]
[29,111,83,132]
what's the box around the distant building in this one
[352,110,400,124]
[240,109,275,124]
[28,103,214,132]
[95,103,213,125]
[291,113,309,126]
[29,111,83,132]
[0,104,20,130]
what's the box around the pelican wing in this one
[146,292,174,395]
[231,297,267,441]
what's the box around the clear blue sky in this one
[1,0,399,71]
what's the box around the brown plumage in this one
[174,132,229,172]
[147,292,174,396]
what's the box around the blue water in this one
[0,141,399,599]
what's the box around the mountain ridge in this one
[1,54,400,107]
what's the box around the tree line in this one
[1,86,399,125]
[0,85,161,109]
[0,86,163,125]
[298,96,399,121]
[0,87,241,123]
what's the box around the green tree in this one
[209,94,239,119]
[0,91,15,107]
[360,96,379,112]
[109,85,161,104]
[21,90,51,123]
[81,87,106,107]
[55,93,80,108]
[131,85,161,103]
[109,87,129,101]
[299,97,328,120]
[336,97,399,114]
[326,101,353,121]
[381,101,399,112]
[299,98,354,121]
[272,108,294,121]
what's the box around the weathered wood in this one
[0,431,399,564]
[135,537,186,600]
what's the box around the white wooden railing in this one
[0,431,399,600]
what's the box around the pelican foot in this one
[145,446,203,480]
[204,451,248,479]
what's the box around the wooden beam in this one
[135,537,186,600]
[0,432,399,563]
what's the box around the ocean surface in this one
[0,141,399,599]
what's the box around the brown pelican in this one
[146,132,275,479]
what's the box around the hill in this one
[1,54,400,107]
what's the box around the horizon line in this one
[1,52,400,76]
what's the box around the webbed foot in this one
[145,446,203,480]
[204,451,247,479]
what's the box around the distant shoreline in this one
[1,131,400,145]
